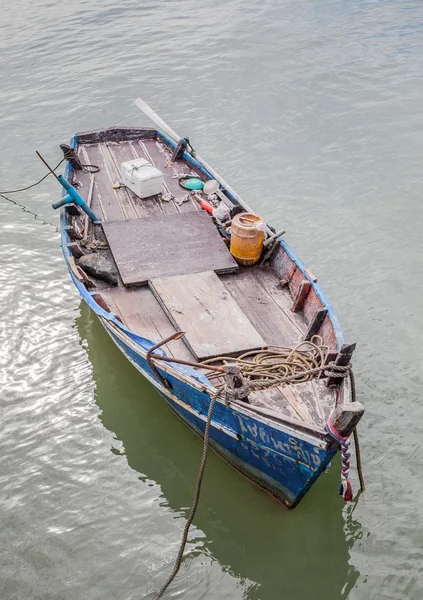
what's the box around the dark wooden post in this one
[224,364,250,404]
[326,343,356,387]
[291,280,311,313]
[67,242,85,259]
[92,293,110,312]
[327,402,365,438]
[305,307,328,341]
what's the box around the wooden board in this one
[219,269,304,348]
[102,212,238,286]
[101,286,194,361]
[149,271,266,360]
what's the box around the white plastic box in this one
[120,158,163,199]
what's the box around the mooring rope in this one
[0,149,99,232]
[202,336,365,501]
[0,156,66,231]
[202,337,351,391]
[152,342,365,598]
[154,392,218,599]
[350,370,365,493]
[0,157,66,195]
[323,370,365,500]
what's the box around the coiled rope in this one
[202,336,351,391]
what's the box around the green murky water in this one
[1,1,423,598]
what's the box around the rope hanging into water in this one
[151,342,364,597]
[324,371,365,501]
[0,149,99,231]
[154,393,217,599]
[0,156,67,231]
[350,371,366,493]
[0,192,60,232]
[0,148,99,195]
[0,157,66,194]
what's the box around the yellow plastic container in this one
[230,213,265,266]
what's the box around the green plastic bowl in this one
[182,178,204,190]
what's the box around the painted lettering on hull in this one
[235,414,322,469]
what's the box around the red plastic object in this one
[200,200,213,214]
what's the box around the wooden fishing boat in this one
[55,100,364,509]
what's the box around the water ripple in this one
[1,0,423,598]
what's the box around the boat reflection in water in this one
[76,303,360,600]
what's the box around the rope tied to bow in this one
[325,416,353,502]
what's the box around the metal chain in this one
[0,192,59,233]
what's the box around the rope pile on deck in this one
[201,336,351,392]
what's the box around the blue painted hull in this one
[100,319,337,508]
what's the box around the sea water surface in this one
[1,1,423,598]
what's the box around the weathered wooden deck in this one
[75,135,203,221]
[70,130,337,429]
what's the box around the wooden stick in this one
[305,307,328,341]
[291,280,311,313]
[134,98,180,144]
[82,176,95,242]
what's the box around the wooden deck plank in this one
[220,270,302,348]
[79,144,124,222]
[251,268,308,336]
[149,271,266,361]
[106,141,165,219]
[277,385,315,425]
[309,379,336,423]
[146,138,201,214]
[102,212,239,287]
[72,148,91,190]
[78,137,201,222]
[249,389,297,420]
[101,287,193,360]
[103,287,160,341]
[100,143,138,220]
